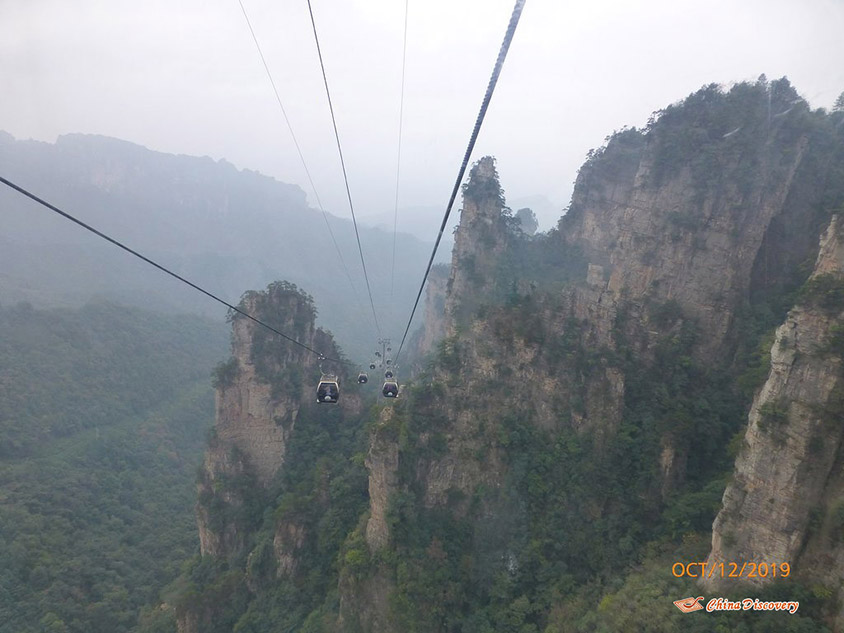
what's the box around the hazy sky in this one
[3,0,844,233]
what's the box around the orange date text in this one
[671,561,791,579]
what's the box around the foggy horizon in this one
[3,0,844,234]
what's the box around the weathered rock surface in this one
[195,283,347,559]
[412,263,449,361]
[338,568,396,633]
[706,216,844,590]
[365,408,400,551]
[561,126,812,362]
[445,156,511,335]
[273,519,307,578]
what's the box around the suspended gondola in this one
[382,379,399,398]
[357,372,368,384]
[316,374,340,403]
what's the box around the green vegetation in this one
[462,159,506,207]
[800,274,844,314]
[236,281,347,399]
[360,278,835,631]
[647,80,784,193]
[544,535,830,632]
[0,301,227,633]
[143,80,844,631]
[172,397,370,631]
[171,284,368,630]
[212,356,240,389]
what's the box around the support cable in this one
[394,0,526,363]
[306,0,382,336]
[390,0,410,312]
[0,175,349,364]
[236,0,367,321]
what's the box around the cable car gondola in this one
[357,372,368,384]
[382,379,399,398]
[385,369,394,379]
[317,374,340,403]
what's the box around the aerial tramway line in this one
[301,0,525,403]
[0,0,525,406]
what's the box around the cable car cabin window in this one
[317,378,340,403]
[382,381,399,398]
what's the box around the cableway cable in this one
[0,175,350,365]
[306,0,382,336]
[394,0,526,364]
[236,0,366,321]
[390,0,410,310]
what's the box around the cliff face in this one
[407,79,837,515]
[365,408,401,552]
[196,282,346,558]
[561,87,822,363]
[706,216,844,592]
[551,80,840,497]
[445,156,512,333]
[179,281,364,633]
[410,263,449,361]
[176,80,844,632]
[338,80,844,632]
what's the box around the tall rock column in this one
[445,156,511,334]
[196,281,344,558]
[706,216,844,590]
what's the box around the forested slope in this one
[0,302,227,632]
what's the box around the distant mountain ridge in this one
[0,132,438,360]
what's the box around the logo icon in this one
[674,596,705,613]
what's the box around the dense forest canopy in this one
[0,302,227,632]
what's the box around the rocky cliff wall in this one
[445,156,512,334]
[410,263,449,361]
[179,281,364,632]
[339,81,844,631]
[176,80,844,632]
[195,282,350,559]
[561,91,821,362]
[553,80,841,497]
[706,216,844,599]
